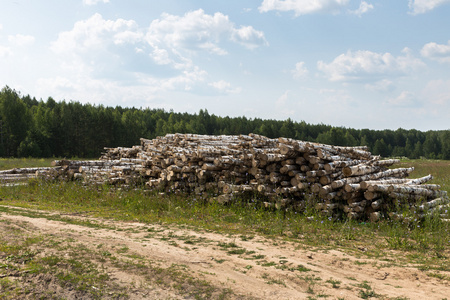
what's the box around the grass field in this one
[0,158,449,253]
[0,158,449,299]
[0,158,56,170]
[396,159,450,194]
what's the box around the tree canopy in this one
[1,86,448,159]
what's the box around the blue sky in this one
[1,0,449,131]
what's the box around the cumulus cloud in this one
[408,0,450,15]
[146,9,267,57]
[317,48,425,82]
[47,11,265,101]
[292,62,308,78]
[421,40,450,63]
[232,25,269,49]
[349,1,374,17]
[51,13,142,56]
[258,0,350,16]
[83,0,109,5]
[7,34,35,46]
[49,13,202,96]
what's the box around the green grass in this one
[0,158,55,170]
[0,158,449,274]
[396,159,450,194]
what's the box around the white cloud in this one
[48,13,208,98]
[364,79,395,92]
[422,79,450,105]
[386,91,421,107]
[232,25,268,49]
[292,62,308,78]
[275,90,296,117]
[349,1,374,17]
[258,0,350,16]
[408,0,450,15]
[7,34,35,46]
[317,48,425,82]
[146,9,267,57]
[276,90,289,106]
[421,40,450,63]
[0,45,12,57]
[83,0,110,6]
[209,80,242,94]
[51,13,142,56]
[47,11,264,101]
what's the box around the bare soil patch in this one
[1,206,449,299]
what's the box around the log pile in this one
[40,133,449,222]
[0,167,54,186]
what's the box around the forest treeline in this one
[1,86,449,159]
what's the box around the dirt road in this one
[1,206,449,299]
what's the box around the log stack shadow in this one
[38,133,449,222]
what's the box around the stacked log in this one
[33,133,449,222]
[0,167,55,186]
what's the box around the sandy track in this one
[1,207,449,299]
